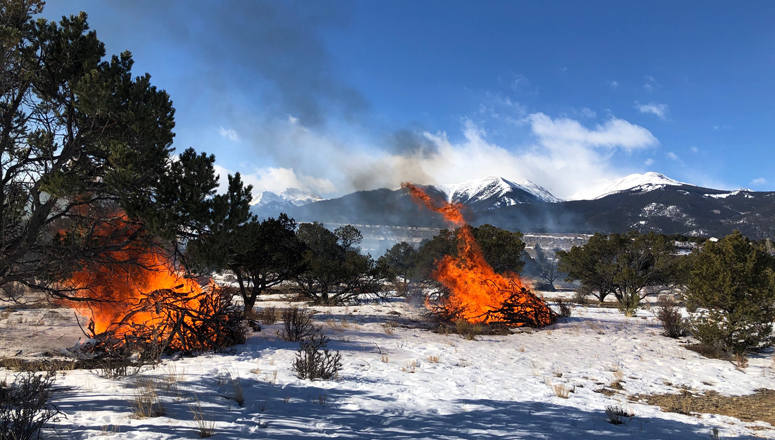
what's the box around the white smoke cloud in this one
[221,112,659,201]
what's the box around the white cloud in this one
[221,111,659,201]
[580,108,597,118]
[751,177,767,186]
[643,75,660,92]
[690,146,699,153]
[666,151,681,162]
[398,114,659,199]
[218,126,241,142]
[214,163,335,200]
[645,158,655,166]
[511,74,530,91]
[608,80,619,90]
[527,113,658,152]
[635,102,668,119]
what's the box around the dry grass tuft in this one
[382,321,396,335]
[131,378,166,419]
[426,355,440,363]
[552,383,574,398]
[231,374,244,406]
[189,396,216,438]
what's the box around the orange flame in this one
[402,183,554,327]
[61,214,207,339]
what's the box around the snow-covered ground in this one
[2,294,775,439]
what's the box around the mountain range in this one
[251,174,775,239]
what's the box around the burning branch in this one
[59,210,247,363]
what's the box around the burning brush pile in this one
[61,214,245,368]
[402,183,555,328]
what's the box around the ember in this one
[62,213,244,359]
[402,183,555,327]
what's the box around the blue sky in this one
[44,1,775,199]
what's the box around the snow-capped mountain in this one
[250,174,775,239]
[571,172,688,200]
[436,176,561,209]
[252,188,323,207]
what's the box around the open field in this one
[1,292,774,439]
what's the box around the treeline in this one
[188,215,390,307]
[555,230,775,357]
[377,226,775,357]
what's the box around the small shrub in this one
[654,295,685,338]
[96,355,145,379]
[455,320,484,340]
[605,404,633,425]
[617,293,640,317]
[279,307,316,342]
[427,355,440,363]
[555,299,572,318]
[256,306,278,325]
[572,288,589,305]
[292,329,342,380]
[734,353,749,370]
[0,372,60,440]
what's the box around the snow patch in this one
[572,172,687,200]
[253,188,323,206]
[436,176,562,206]
[640,203,696,226]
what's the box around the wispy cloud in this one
[608,80,619,90]
[580,108,597,118]
[751,177,768,186]
[666,151,681,162]
[643,75,660,92]
[635,102,668,119]
[690,146,699,153]
[644,158,655,166]
[510,74,531,91]
[218,126,241,142]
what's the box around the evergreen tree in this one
[0,1,251,298]
[378,241,418,295]
[557,233,618,302]
[188,213,305,313]
[558,232,676,314]
[684,231,775,356]
[471,224,526,274]
[294,222,386,304]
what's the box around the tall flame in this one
[402,183,554,326]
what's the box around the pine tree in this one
[0,1,251,299]
[684,231,775,356]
